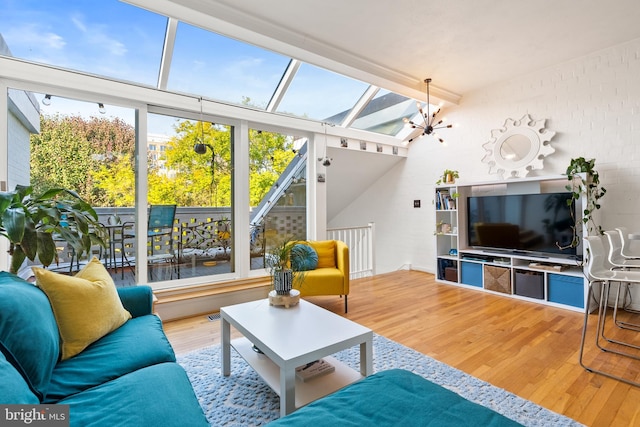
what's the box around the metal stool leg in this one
[613,282,640,331]
[580,280,640,387]
[597,281,640,356]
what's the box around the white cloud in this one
[4,24,66,51]
[70,14,87,33]
[70,13,127,56]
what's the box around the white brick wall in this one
[330,37,640,274]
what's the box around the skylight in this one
[0,0,166,87]
[0,0,417,140]
[275,63,369,123]
[169,22,291,109]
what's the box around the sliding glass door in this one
[147,111,234,282]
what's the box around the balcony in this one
[31,205,305,287]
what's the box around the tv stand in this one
[434,175,588,312]
[510,251,548,259]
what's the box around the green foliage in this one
[559,157,607,249]
[30,115,135,203]
[30,115,298,209]
[0,185,106,274]
[92,154,136,206]
[436,169,459,185]
[265,235,308,289]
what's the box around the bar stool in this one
[604,230,640,334]
[616,226,640,259]
[579,235,640,386]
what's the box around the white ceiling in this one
[159,0,640,102]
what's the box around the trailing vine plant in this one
[558,157,606,250]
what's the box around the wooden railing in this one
[328,222,375,279]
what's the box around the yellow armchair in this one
[292,240,350,312]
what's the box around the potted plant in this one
[0,185,107,274]
[436,169,459,185]
[265,236,310,295]
[558,157,607,249]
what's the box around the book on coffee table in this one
[295,359,335,382]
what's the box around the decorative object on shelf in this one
[559,157,607,250]
[481,114,556,179]
[436,169,459,185]
[435,188,457,210]
[0,185,106,274]
[295,358,335,382]
[403,78,453,144]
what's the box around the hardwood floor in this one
[162,270,640,427]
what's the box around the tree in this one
[30,114,299,209]
[92,154,136,207]
[248,130,298,206]
[30,115,135,205]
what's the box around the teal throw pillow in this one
[290,244,318,271]
[0,272,60,401]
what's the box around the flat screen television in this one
[466,192,579,259]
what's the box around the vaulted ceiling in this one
[135,0,640,103]
[129,1,640,220]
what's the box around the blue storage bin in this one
[548,274,584,308]
[461,262,483,288]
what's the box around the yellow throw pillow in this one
[33,257,132,360]
[310,240,336,268]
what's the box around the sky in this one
[0,0,372,133]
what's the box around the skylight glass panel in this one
[351,89,420,136]
[168,22,290,109]
[276,63,369,123]
[0,0,166,87]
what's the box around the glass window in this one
[276,63,369,123]
[350,89,421,136]
[249,130,307,271]
[168,22,291,110]
[0,0,167,87]
[7,90,137,285]
[147,112,234,281]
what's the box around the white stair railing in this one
[327,222,375,279]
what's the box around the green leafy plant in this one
[0,185,107,274]
[265,235,309,293]
[436,169,459,185]
[558,157,607,249]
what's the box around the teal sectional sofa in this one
[268,369,522,426]
[0,271,209,427]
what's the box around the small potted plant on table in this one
[265,235,312,307]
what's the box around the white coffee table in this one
[221,298,373,417]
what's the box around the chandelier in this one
[403,78,452,143]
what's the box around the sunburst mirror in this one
[481,114,556,179]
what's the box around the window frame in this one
[0,64,322,290]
